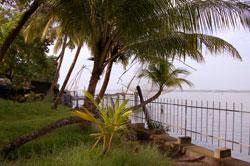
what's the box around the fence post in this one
[185,100,187,137]
[225,102,228,148]
[161,104,164,123]
[134,92,138,122]
[232,102,235,150]
[75,91,79,108]
[134,92,138,106]
[249,112,250,155]
[72,91,77,108]
[240,103,243,153]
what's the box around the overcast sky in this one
[56,28,250,92]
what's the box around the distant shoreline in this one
[73,89,250,94]
[171,90,250,93]
[103,89,250,93]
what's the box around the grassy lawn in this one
[0,99,171,166]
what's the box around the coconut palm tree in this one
[47,35,68,96]
[2,1,250,85]
[130,61,192,111]
[129,61,192,128]
[23,1,250,108]
[22,7,86,108]
[52,44,82,109]
[46,0,249,112]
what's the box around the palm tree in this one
[52,44,82,109]
[2,1,250,85]
[47,35,68,96]
[130,61,192,111]
[130,61,192,128]
[23,1,250,111]
[22,7,87,108]
[96,50,130,104]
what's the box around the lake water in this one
[130,90,250,162]
[72,90,250,162]
[161,90,250,111]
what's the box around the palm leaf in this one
[72,110,96,123]
[83,90,103,112]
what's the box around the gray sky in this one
[57,28,250,92]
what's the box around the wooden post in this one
[185,100,187,136]
[75,91,79,108]
[134,92,138,122]
[136,86,153,129]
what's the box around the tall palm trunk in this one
[0,0,41,63]
[129,86,163,111]
[52,45,82,109]
[47,37,67,96]
[96,61,113,103]
[83,61,103,112]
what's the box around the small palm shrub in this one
[73,91,132,155]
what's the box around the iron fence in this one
[101,93,250,159]
[71,92,250,161]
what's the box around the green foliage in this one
[0,99,171,165]
[139,61,193,89]
[2,142,171,166]
[0,9,56,88]
[73,91,132,154]
[23,0,249,69]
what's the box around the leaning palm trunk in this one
[0,116,88,158]
[52,45,82,109]
[129,86,163,111]
[0,0,41,64]
[83,62,103,113]
[96,62,113,104]
[136,86,154,129]
[47,37,67,96]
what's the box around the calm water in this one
[161,90,250,111]
[131,90,250,162]
[73,90,250,162]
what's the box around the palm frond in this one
[139,61,192,89]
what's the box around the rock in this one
[214,148,231,159]
[177,136,192,145]
[127,123,145,129]
[150,133,176,144]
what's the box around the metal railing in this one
[70,92,250,160]
[101,93,250,159]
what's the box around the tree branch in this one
[0,0,41,63]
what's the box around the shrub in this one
[73,91,132,155]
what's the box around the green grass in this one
[0,99,171,166]
[2,142,171,166]
[0,99,72,142]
